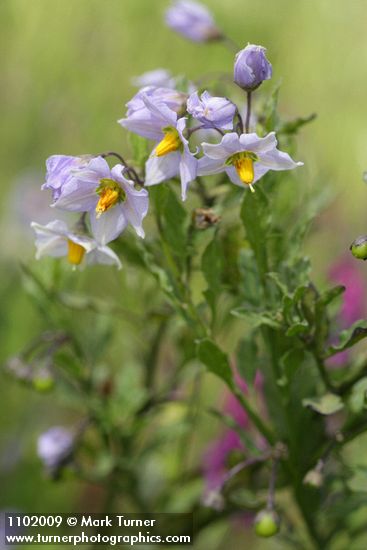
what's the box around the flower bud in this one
[37,427,74,477]
[254,509,280,538]
[192,208,220,229]
[350,235,367,260]
[303,468,323,488]
[303,459,324,488]
[234,44,272,91]
[165,0,222,43]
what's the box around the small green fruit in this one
[32,376,55,393]
[254,509,280,538]
[350,236,367,260]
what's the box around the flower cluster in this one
[31,0,303,268]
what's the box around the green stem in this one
[232,387,276,445]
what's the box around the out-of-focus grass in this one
[1,0,367,545]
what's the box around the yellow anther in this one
[233,155,255,186]
[155,129,181,157]
[67,240,85,265]
[96,187,120,216]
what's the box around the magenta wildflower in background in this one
[329,255,366,326]
[202,372,266,509]
[202,379,249,506]
[165,0,221,43]
[328,256,366,366]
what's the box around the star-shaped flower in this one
[198,132,303,191]
[52,157,149,243]
[31,219,122,269]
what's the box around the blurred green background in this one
[1,0,367,548]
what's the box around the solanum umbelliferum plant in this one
[6,1,367,548]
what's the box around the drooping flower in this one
[31,219,122,269]
[198,132,303,191]
[42,155,92,201]
[52,158,149,242]
[37,427,74,474]
[131,69,175,89]
[187,91,236,131]
[234,44,272,91]
[118,86,188,140]
[142,97,198,200]
[165,0,221,43]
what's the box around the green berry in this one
[32,376,55,393]
[254,510,280,538]
[350,236,367,260]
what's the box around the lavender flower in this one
[198,132,303,191]
[131,69,175,89]
[52,157,149,242]
[31,219,122,269]
[118,87,188,140]
[165,0,221,43]
[234,44,272,91]
[42,155,92,201]
[142,96,198,200]
[187,91,236,130]
[37,427,74,474]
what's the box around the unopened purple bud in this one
[37,427,74,474]
[234,44,272,91]
[165,0,221,43]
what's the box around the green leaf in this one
[231,309,282,330]
[128,133,149,168]
[325,321,367,357]
[302,393,344,415]
[349,377,367,414]
[267,272,289,296]
[197,339,233,388]
[202,236,222,295]
[262,81,281,133]
[201,236,223,315]
[346,468,367,493]
[317,285,345,307]
[238,249,262,307]
[240,188,270,276]
[285,321,309,337]
[279,348,305,384]
[236,336,258,385]
[153,186,188,262]
[278,113,317,136]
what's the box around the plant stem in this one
[245,91,252,133]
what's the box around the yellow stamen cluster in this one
[232,152,256,192]
[67,240,85,265]
[155,128,181,157]
[95,178,125,217]
[96,187,120,216]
